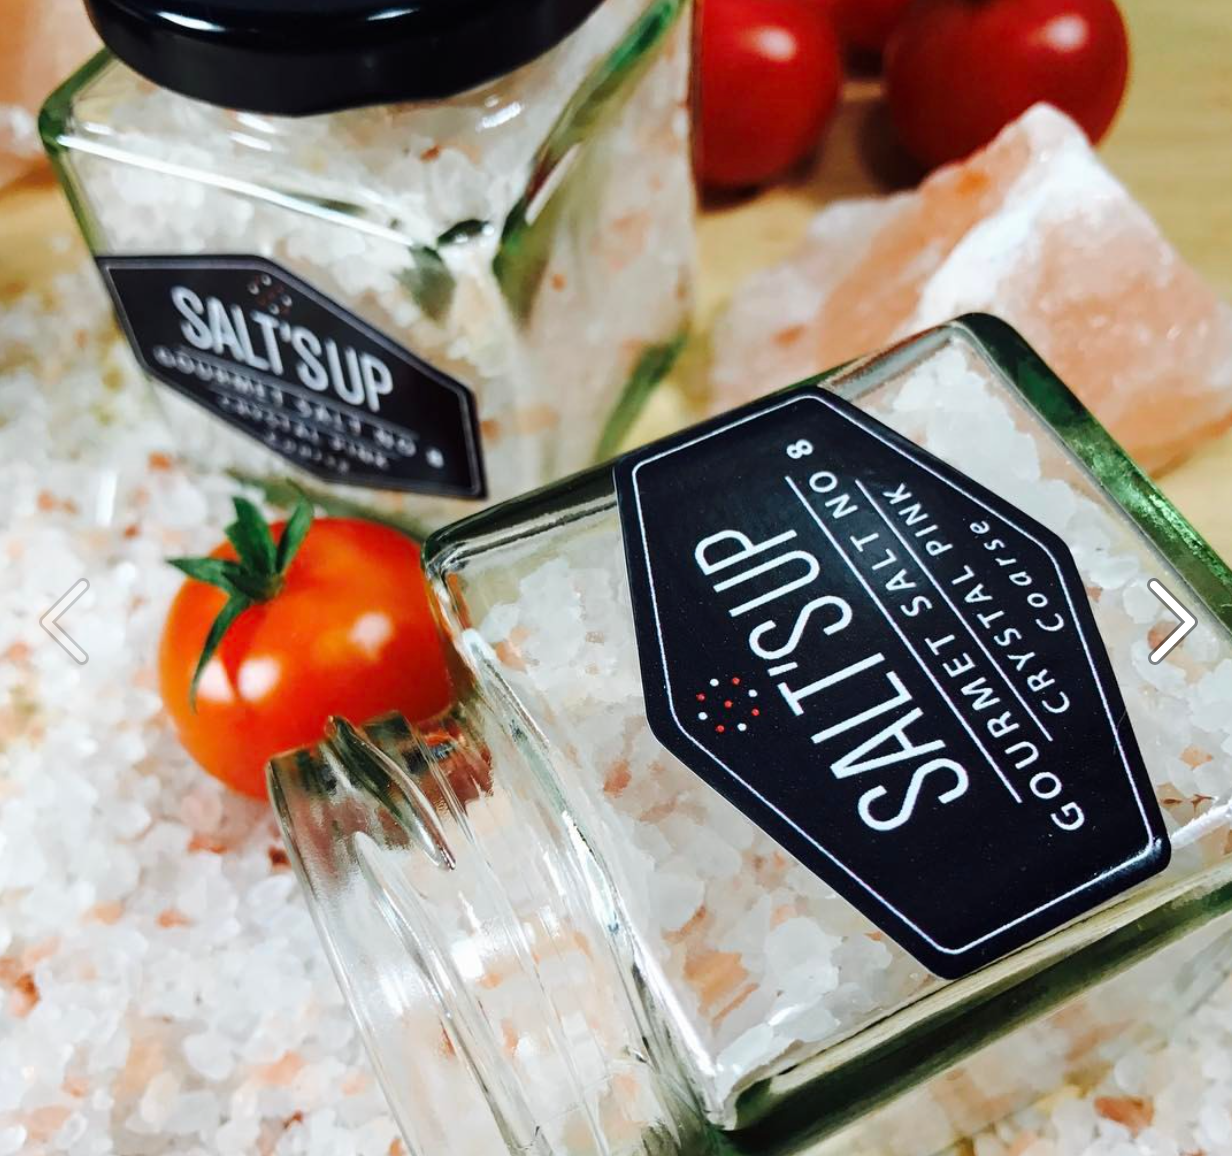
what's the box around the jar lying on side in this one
[271,316,1232,1156]
[42,0,695,533]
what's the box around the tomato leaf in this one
[187,593,252,710]
[219,563,277,602]
[227,497,278,576]
[275,496,315,574]
[167,556,269,602]
[171,494,319,712]
[168,556,240,589]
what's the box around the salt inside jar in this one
[41,0,696,532]
[271,318,1232,1156]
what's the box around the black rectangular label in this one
[98,255,486,498]
[616,388,1169,978]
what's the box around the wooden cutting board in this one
[3,0,1231,557]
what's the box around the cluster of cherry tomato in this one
[697,0,1131,190]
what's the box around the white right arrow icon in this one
[1147,578,1196,665]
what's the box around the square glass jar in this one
[41,0,695,533]
[271,317,1232,1156]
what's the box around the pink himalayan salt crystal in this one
[0,0,99,188]
[710,103,1232,473]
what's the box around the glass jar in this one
[270,316,1232,1156]
[41,0,695,534]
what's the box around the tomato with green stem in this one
[159,497,453,798]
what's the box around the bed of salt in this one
[4,266,1232,1155]
[0,270,394,1155]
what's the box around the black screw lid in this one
[84,0,607,115]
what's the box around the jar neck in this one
[270,696,710,1156]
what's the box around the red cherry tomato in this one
[826,0,915,54]
[160,513,452,798]
[699,0,843,190]
[885,0,1129,170]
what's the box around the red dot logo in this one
[690,676,763,734]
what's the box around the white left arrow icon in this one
[40,578,90,665]
[1147,578,1196,665]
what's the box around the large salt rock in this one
[710,104,1232,473]
[0,0,100,188]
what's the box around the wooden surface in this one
[1104,0,1232,559]
[3,0,1232,555]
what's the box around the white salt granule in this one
[653,870,706,932]
[182,1032,234,1082]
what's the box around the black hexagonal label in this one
[97,255,485,498]
[616,388,1168,979]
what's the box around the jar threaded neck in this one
[270,710,708,1156]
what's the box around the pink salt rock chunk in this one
[0,0,100,188]
[710,103,1232,473]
